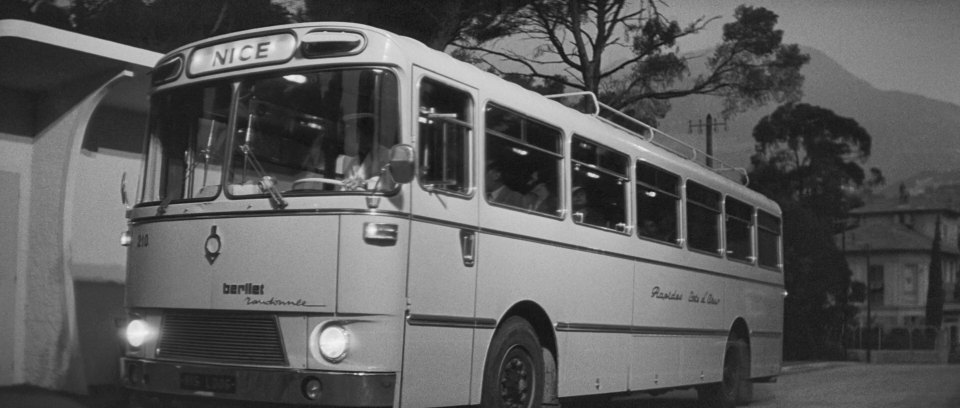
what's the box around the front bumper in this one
[121,358,395,407]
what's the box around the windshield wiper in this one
[239,144,287,209]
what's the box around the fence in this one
[846,326,939,350]
[844,326,953,363]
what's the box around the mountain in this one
[655,47,960,186]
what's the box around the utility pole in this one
[688,114,727,168]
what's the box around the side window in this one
[418,77,472,195]
[571,136,629,232]
[757,210,782,269]
[687,181,721,255]
[635,162,680,244]
[484,105,562,216]
[725,197,754,262]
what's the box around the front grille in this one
[158,310,287,366]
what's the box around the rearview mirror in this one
[388,144,415,184]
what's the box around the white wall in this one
[0,129,34,386]
[70,147,142,282]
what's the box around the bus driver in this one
[341,113,390,190]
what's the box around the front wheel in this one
[482,317,544,408]
[698,338,749,408]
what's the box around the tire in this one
[481,317,544,408]
[698,339,749,408]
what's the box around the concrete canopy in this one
[0,19,157,114]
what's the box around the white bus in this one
[120,22,783,408]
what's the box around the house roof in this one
[851,194,960,216]
[840,222,959,255]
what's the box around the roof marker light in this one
[301,30,366,58]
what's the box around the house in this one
[841,185,960,353]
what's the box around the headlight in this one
[318,325,350,363]
[125,319,153,348]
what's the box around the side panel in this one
[401,67,480,407]
[337,215,409,316]
[727,277,784,378]
[475,224,634,399]
[327,214,408,373]
[631,250,728,390]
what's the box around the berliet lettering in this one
[223,282,265,295]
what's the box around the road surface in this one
[567,362,960,408]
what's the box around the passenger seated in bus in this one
[639,214,677,243]
[525,171,557,214]
[572,186,604,226]
[341,113,390,191]
[485,161,527,207]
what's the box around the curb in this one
[780,361,860,375]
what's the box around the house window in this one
[902,264,919,304]
[868,264,884,306]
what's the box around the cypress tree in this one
[925,216,944,328]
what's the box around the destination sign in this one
[188,33,297,76]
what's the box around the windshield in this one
[140,68,400,205]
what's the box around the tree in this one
[778,201,855,360]
[749,103,871,220]
[0,0,70,28]
[748,102,873,359]
[302,0,536,51]
[454,1,808,122]
[70,0,293,52]
[926,216,944,328]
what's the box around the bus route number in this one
[136,233,149,248]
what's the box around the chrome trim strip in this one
[406,313,497,329]
[555,322,728,337]
[130,208,410,225]
[121,358,395,407]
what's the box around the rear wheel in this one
[482,317,544,408]
[698,338,749,408]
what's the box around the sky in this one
[662,0,960,106]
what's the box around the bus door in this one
[402,70,479,407]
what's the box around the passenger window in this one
[418,77,472,195]
[485,105,562,216]
[725,197,754,262]
[571,136,629,232]
[757,210,782,269]
[635,162,680,244]
[687,181,721,255]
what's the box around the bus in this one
[119,22,784,408]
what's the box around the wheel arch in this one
[729,317,750,345]
[728,316,752,373]
[488,300,560,405]
[729,317,754,404]
[498,300,558,358]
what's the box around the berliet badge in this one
[204,225,222,264]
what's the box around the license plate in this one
[180,373,237,394]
